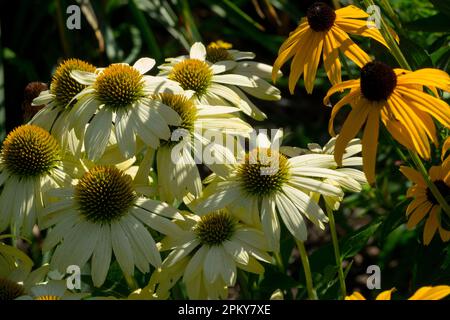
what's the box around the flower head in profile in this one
[191,133,346,251]
[325,62,450,184]
[346,285,450,300]
[0,125,70,236]
[281,137,367,210]
[273,2,392,93]
[158,42,281,120]
[67,58,183,160]
[40,164,184,287]
[0,262,49,301]
[157,209,272,299]
[17,280,88,300]
[400,159,450,245]
[152,92,252,204]
[31,59,97,148]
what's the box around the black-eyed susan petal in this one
[272,34,305,82]
[335,17,388,48]
[323,79,360,105]
[288,30,314,93]
[323,33,342,85]
[362,108,380,184]
[409,286,450,300]
[400,166,426,186]
[334,102,370,166]
[304,35,324,93]
[345,292,366,300]
[328,90,361,136]
[335,5,369,19]
[376,288,396,300]
[439,227,450,242]
[407,202,432,229]
[277,20,309,54]
[381,106,415,151]
[331,27,371,68]
[423,206,440,245]
[395,88,450,127]
[397,69,450,92]
[406,198,427,216]
[442,137,450,161]
[388,94,430,159]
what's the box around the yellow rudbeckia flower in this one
[400,160,450,245]
[325,62,450,184]
[346,285,450,300]
[273,2,390,93]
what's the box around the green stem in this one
[362,0,450,217]
[238,269,251,299]
[325,205,346,299]
[128,0,163,61]
[296,240,317,300]
[274,251,285,273]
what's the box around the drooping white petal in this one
[84,109,113,160]
[133,57,156,74]
[190,42,207,61]
[91,224,112,287]
[275,192,308,241]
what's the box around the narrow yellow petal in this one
[331,26,371,68]
[409,286,450,300]
[323,79,360,105]
[345,291,366,300]
[376,288,395,300]
[406,198,427,216]
[388,94,430,159]
[362,107,380,184]
[395,88,450,128]
[335,17,388,48]
[382,114,415,152]
[335,5,369,19]
[399,166,426,185]
[423,205,440,245]
[304,34,324,93]
[397,69,450,92]
[328,90,361,136]
[429,166,442,181]
[407,202,432,229]
[334,101,370,165]
[442,137,450,161]
[278,20,309,54]
[287,30,314,93]
[323,32,342,85]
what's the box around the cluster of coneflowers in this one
[0,1,449,301]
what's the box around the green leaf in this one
[405,13,449,33]
[377,200,408,246]
[128,0,163,61]
[431,44,450,71]
[398,36,433,69]
[429,0,450,18]
[340,220,382,259]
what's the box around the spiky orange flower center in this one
[1,125,60,177]
[237,148,290,197]
[75,166,136,224]
[51,59,96,108]
[195,210,236,246]
[94,64,145,110]
[168,59,212,97]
